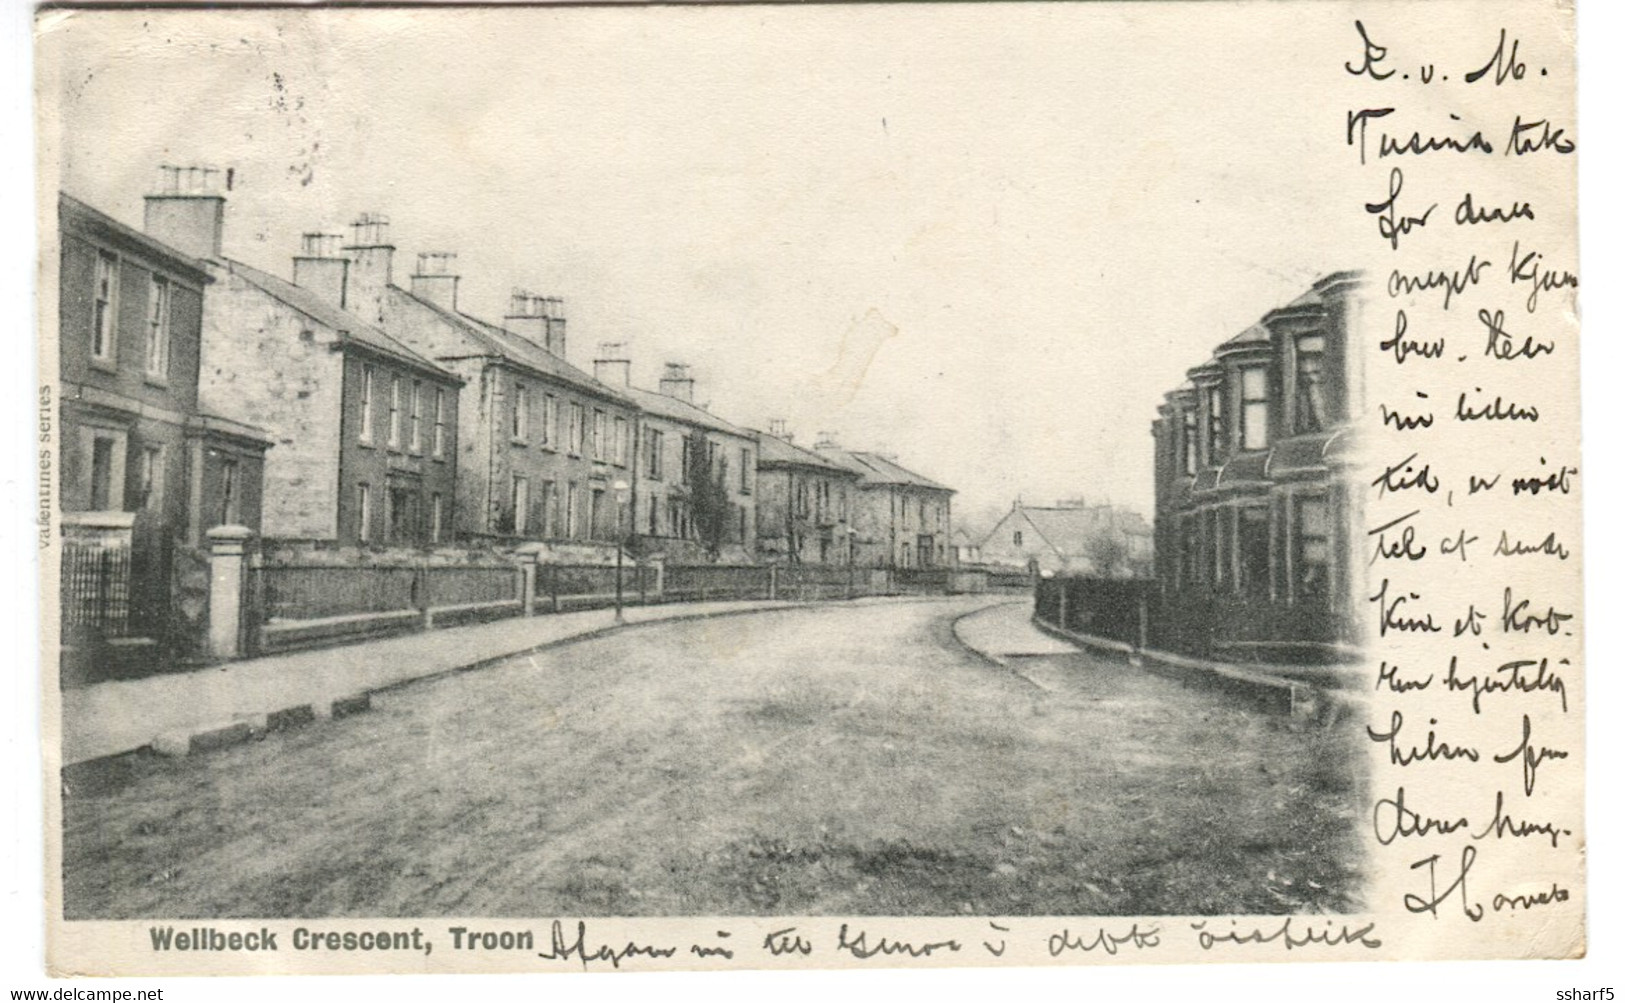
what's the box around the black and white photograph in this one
[29,0,1586,978]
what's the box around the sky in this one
[38,4,1363,520]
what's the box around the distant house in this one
[951,527,982,566]
[296,229,640,553]
[143,171,462,548]
[751,421,860,565]
[979,500,1153,577]
[596,356,757,564]
[815,440,954,569]
[57,190,272,664]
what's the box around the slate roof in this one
[821,449,953,492]
[60,193,213,286]
[998,505,1151,557]
[392,287,634,406]
[218,257,457,380]
[752,432,860,474]
[620,385,751,439]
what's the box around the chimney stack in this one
[814,430,841,450]
[341,212,393,326]
[410,251,460,311]
[504,291,567,358]
[767,418,791,442]
[593,341,632,387]
[658,362,695,403]
[143,164,228,260]
[291,232,350,308]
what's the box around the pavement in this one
[951,598,1358,721]
[59,595,946,766]
[951,598,1079,667]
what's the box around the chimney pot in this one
[410,251,460,310]
[341,211,395,325]
[143,163,227,259]
[593,341,632,387]
[658,362,696,403]
[300,232,345,258]
[505,288,567,358]
[292,231,351,307]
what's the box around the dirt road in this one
[64,596,1362,918]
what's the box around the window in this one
[1295,496,1330,601]
[388,376,402,448]
[137,445,163,511]
[512,382,529,441]
[218,457,240,526]
[680,436,694,485]
[357,483,372,543]
[565,481,579,539]
[648,492,660,535]
[359,366,375,443]
[410,381,423,452]
[1209,508,1226,587]
[433,388,446,457]
[1296,336,1328,433]
[430,494,444,544]
[1240,365,1270,451]
[740,448,752,493]
[592,409,607,461]
[1013,530,1023,547]
[512,475,530,535]
[1182,408,1198,475]
[1205,385,1224,465]
[1239,506,1270,597]
[144,275,170,379]
[569,403,585,455]
[589,488,605,540]
[613,416,629,466]
[92,251,117,362]
[1180,515,1199,587]
[89,434,117,510]
[541,481,558,538]
[646,428,665,480]
[542,394,558,448]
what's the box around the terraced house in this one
[751,421,859,565]
[293,220,639,553]
[57,190,272,668]
[590,353,756,563]
[143,170,462,548]
[1150,270,1365,659]
[814,439,954,569]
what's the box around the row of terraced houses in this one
[57,168,956,672]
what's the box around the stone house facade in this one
[143,180,462,549]
[815,442,954,569]
[751,425,859,565]
[600,359,757,564]
[291,227,639,554]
